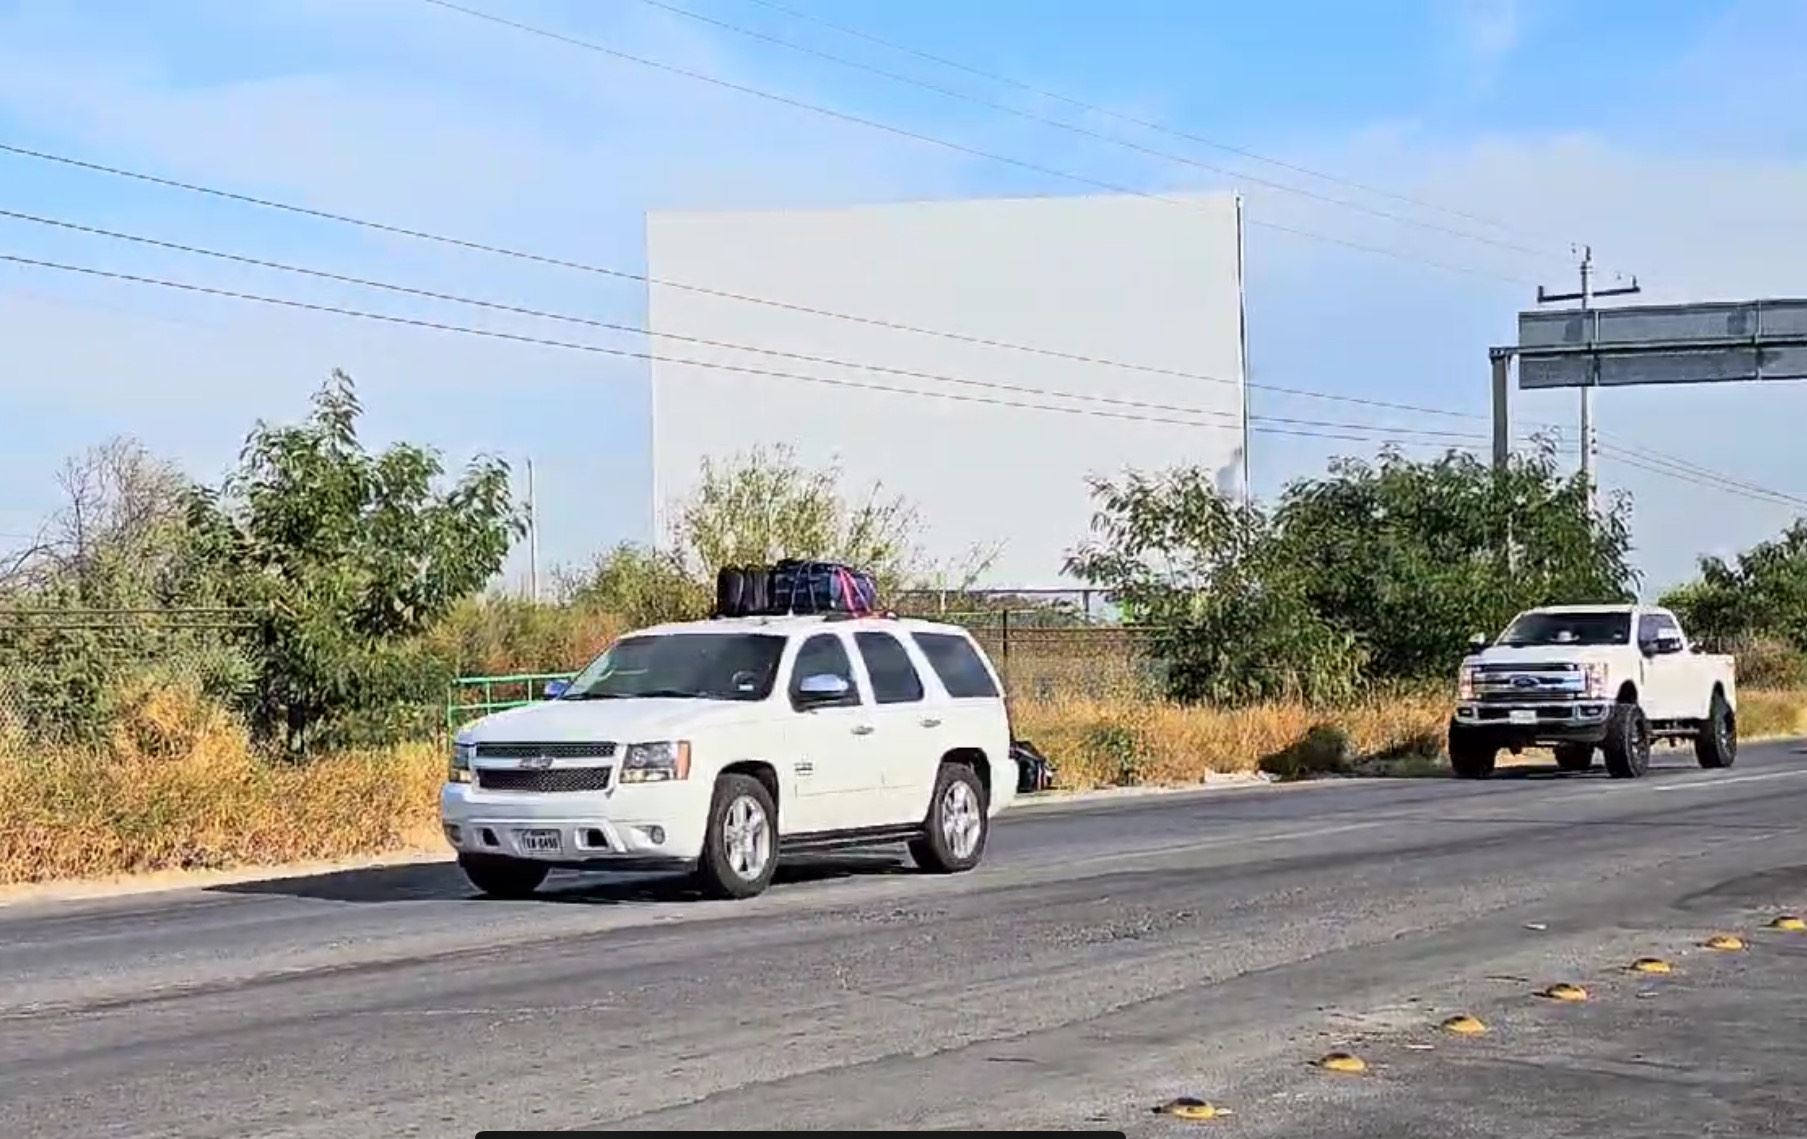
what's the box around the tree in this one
[1662,519,1807,650]
[670,445,993,595]
[196,370,521,750]
[1065,467,1365,705]
[1271,442,1636,680]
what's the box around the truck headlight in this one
[449,741,475,784]
[1458,665,1479,702]
[620,740,691,783]
[1583,662,1608,699]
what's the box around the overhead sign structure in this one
[1516,298,1807,390]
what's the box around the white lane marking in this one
[1653,770,1807,793]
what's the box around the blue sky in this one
[2,0,1804,592]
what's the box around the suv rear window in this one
[854,631,924,704]
[910,631,999,698]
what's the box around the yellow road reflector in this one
[1703,934,1747,951]
[1630,957,1674,974]
[1539,982,1589,1002]
[1770,915,1806,932]
[1441,1014,1487,1035]
[1316,1052,1368,1073]
[1153,1097,1229,1122]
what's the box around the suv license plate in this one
[1508,709,1537,724]
[519,828,562,854]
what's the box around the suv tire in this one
[458,853,549,899]
[1447,720,1498,780]
[910,763,989,874]
[1554,744,1595,772]
[696,773,779,900]
[1694,690,1737,769]
[1602,702,1652,779]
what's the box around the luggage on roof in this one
[713,560,879,618]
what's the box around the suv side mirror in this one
[543,678,570,699]
[795,672,851,706]
[1467,633,1489,650]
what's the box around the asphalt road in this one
[4,740,1807,1138]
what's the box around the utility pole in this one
[1537,246,1640,512]
[526,457,540,604]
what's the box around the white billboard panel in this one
[648,192,1247,586]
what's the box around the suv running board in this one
[779,824,927,854]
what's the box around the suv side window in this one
[854,631,925,704]
[1637,614,1665,644]
[789,633,861,709]
[910,631,1000,699]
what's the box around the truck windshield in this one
[561,633,786,701]
[1497,612,1631,647]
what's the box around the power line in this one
[8,152,1771,508]
[0,142,1517,425]
[1,205,1498,440]
[739,0,1586,257]
[634,0,1566,266]
[414,0,1542,288]
[1597,443,1807,512]
[0,251,1502,449]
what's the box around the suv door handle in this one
[850,724,875,736]
[919,716,943,728]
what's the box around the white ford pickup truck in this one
[1449,604,1737,779]
[442,613,1016,899]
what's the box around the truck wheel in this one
[910,762,989,874]
[1694,690,1737,769]
[1601,703,1652,779]
[1447,720,1497,780]
[1554,744,1595,772]
[458,853,549,899]
[695,773,779,900]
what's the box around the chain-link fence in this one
[0,608,260,745]
[888,595,1163,701]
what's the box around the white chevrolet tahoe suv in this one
[1449,604,1737,780]
[442,614,1016,899]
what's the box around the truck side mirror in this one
[543,678,570,699]
[1467,633,1489,650]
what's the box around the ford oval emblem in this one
[1511,675,1538,689]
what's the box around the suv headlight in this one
[1458,664,1479,701]
[449,741,475,784]
[1582,662,1609,698]
[620,740,691,783]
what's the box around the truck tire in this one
[910,762,989,874]
[1554,744,1595,772]
[1447,720,1497,780]
[1694,690,1737,769]
[1601,702,1652,779]
[458,853,549,899]
[695,773,779,900]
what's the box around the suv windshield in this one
[1497,612,1631,647]
[561,633,785,701]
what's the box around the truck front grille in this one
[476,766,613,793]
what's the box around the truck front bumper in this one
[1453,701,1613,746]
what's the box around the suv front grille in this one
[476,766,613,793]
[474,741,617,760]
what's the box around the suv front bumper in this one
[440,782,706,867]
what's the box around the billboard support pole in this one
[1489,348,1513,474]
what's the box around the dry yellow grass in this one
[5,679,1805,886]
[0,681,442,886]
[1014,690,1452,787]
